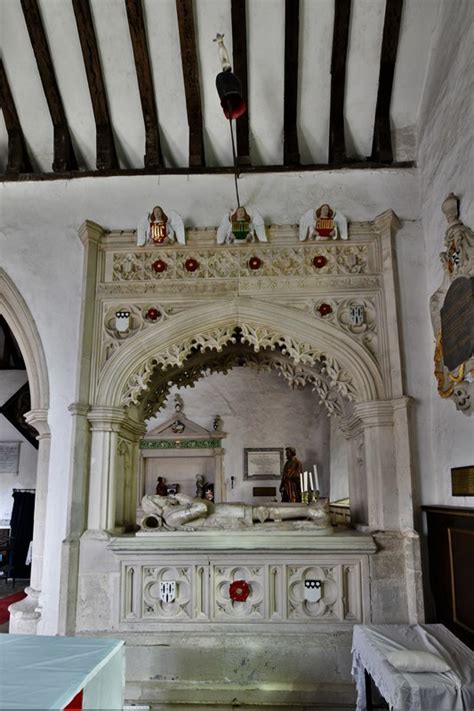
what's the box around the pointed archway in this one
[0,269,50,633]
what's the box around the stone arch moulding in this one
[95,298,385,409]
[0,269,49,411]
[0,268,50,635]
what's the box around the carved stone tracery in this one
[120,325,357,414]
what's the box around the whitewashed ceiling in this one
[0,0,441,175]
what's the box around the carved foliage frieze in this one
[110,243,370,283]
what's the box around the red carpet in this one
[0,591,26,625]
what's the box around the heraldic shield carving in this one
[159,580,177,603]
[430,194,474,415]
[304,579,322,603]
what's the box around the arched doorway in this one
[0,269,50,634]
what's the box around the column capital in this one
[353,400,394,427]
[24,408,50,439]
[338,414,363,439]
[68,402,90,417]
[87,405,146,439]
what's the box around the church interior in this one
[0,0,473,708]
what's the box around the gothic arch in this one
[96,298,385,408]
[0,269,49,411]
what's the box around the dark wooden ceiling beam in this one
[283,0,300,165]
[72,0,118,170]
[0,160,414,182]
[20,0,77,171]
[329,0,352,164]
[125,0,162,169]
[0,60,33,174]
[371,0,404,163]
[175,0,204,167]
[231,0,250,165]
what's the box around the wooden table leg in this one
[364,668,373,711]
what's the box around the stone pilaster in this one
[9,409,50,634]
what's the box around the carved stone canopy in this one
[139,335,351,422]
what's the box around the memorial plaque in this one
[252,487,277,497]
[440,277,474,371]
[451,466,474,496]
[0,442,21,474]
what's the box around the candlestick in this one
[309,471,314,490]
[303,470,308,492]
[314,464,319,492]
[300,472,303,493]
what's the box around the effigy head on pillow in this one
[299,203,348,242]
[136,205,185,246]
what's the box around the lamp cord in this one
[228,117,241,208]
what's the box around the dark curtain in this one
[9,490,35,578]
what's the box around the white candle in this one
[303,470,308,492]
[300,473,303,492]
[314,464,319,491]
[309,472,314,490]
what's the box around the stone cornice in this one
[108,530,377,554]
[373,209,401,236]
[78,220,104,246]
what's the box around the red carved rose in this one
[146,307,160,321]
[185,258,199,272]
[248,256,262,270]
[229,579,250,602]
[313,255,327,269]
[152,259,167,273]
[318,303,332,316]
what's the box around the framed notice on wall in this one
[0,442,21,474]
[244,448,284,480]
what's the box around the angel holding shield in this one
[217,205,267,244]
[299,203,348,242]
[136,205,185,246]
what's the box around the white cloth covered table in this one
[352,624,474,711]
[0,634,124,709]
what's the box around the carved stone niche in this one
[430,194,474,415]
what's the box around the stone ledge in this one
[108,530,377,554]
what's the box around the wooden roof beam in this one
[329,0,352,164]
[176,0,204,167]
[20,0,77,171]
[125,0,162,169]
[0,60,33,174]
[231,0,250,165]
[72,0,118,170]
[283,0,300,166]
[371,0,404,163]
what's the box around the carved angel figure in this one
[217,206,267,244]
[299,203,348,241]
[137,205,185,246]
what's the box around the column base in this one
[8,586,41,634]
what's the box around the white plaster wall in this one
[0,371,37,526]
[146,368,332,501]
[416,0,474,508]
[0,167,422,634]
[329,416,349,503]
